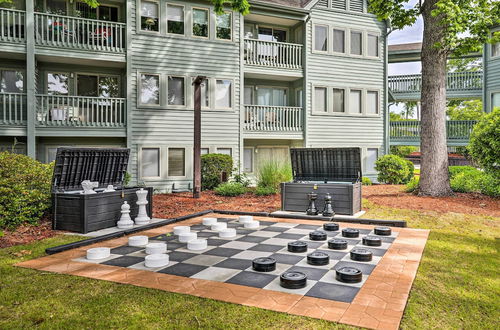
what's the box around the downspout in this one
[383,19,393,155]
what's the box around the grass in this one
[1,202,499,329]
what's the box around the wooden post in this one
[192,76,206,198]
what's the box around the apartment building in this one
[0,0,388,190]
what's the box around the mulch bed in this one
[1,186,498,248]
[363,185,500,217]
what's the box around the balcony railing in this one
[0,92,27,125]
[0,8,25,43]
[244,39,302,69]
[244,105,303,132]
[36,94,125,127]
[390,120,477,142]
[389,71,483,94]
[35,13,125,52]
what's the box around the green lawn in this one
[0,201,498,329]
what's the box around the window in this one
[77,75,98,97]
[314,87,327,112]
[314,25,328,51]
[243,148,253,172]
[168,76,185,106]
[216,12,231,40]
[332,88,345,113]
[367,34,379,57]
[217,148,232,156]
[47,73,69,95]
[76,3,118,21]
[193,8,209,38]
[140,1,159,31]
[140,74,160,105]
[258,27,286,42]
[142,147,160,177]
[200,78,209,107]
[296,89,303,107]
[333,29,345,53]
[201,148,209,155]
[366,91,379,114]
[349,89,362,113]
[366,148,378,173]
[99,76,119,97]
[46,0,66,15]
[168,148,185,176]
[492,42,500,57]
[492,92,500,110]
[244,86,254,104]
[215,79,232,108]
[350,31,362,55]
[167,4,184,35]
[0,70,23,93]
[256,87,287,106]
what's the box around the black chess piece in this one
[306,191,319,215]
[322,193,335,217]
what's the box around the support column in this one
[26,0,36,158]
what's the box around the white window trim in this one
[348,88,364,115]
[243,146,255,173]
[214,78,235,110]
[215,11,232,41]
[312,24,330,54]
[365,89,381,116]
[137,72,162,108]
[166,2,186,36]
[166,146,187,178]
[191,6,210,39]
[167,75,187,108]
[312,85,329,114]
[139,146,162,179]
[331,87,347,114]
[331,26,347,54]
[349,30,364,57]
[364,147,380,174]
[216,147,233,157]
[137,0,161,34]
[366,31,381,59]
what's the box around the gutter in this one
[249,0,311,15]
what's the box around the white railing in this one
[244,105,303,132]
[36,94,125,127]
[244,39,302,69]
[0,92,27,125]
[34,12,125,52]
[0,8,25,43]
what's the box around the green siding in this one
[484,27,500,112]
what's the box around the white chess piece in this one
[103,185,116,192]
[117,201,134,229]
[134,188,151,225]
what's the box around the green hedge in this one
[375,154,413,184]
[0,152,53,229]
[214,182,246,196]
[201,154,233,190]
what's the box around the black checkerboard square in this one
[158,263,207,277]
[102,256,143,267]
[226,271,277,288]
[305,282,359,303]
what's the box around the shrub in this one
[362,177,372,186]
[448,166,481,178]
[468,108,500,176]
[232,171,251,187]
[257,161,292,191]
[0,152,53,229]
[405,176,420,193]
[201,153,233,190]
[450,171,482,193]
[254,186,278,196]
[375,154,412,184]
[390,145,418,158]
[214,182,246,197]
[405,160,415,183]
[478,172,500,197]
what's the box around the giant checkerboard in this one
[74,217,398,303]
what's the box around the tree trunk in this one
[419,0,453,196]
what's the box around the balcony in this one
[390,120,477,146]
[244,39,303,71]
[0,92,27,125]
[0,8,25,43]
[36,94,126,128]
[389,71,483,102]
[244,105,303,138]
[34,13,125,53]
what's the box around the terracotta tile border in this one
[16,214,429,329]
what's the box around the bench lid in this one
[290,147,362,183]
[52,147,130,192]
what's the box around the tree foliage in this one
[468,108,500,176]
[446,99,484,121]
[369,0,500,56]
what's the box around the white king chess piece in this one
[117,201,134,229]
[81,180,98,194]
[134,188,151,225]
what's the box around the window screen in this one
[140,74,159,105]
[142,148,160,177]
[140,1,159,31]
[350,31,362,55]
[216,12,231,40]
[333,29,345,53]
[349,90,362,113]
[366,148,378,173]
[216,79,232,108]
[167,4,184,34]
[243,148,253,172]
[168,76,185,105]
[332,88,345,113]
[193,8,209,37]
[368,34,379,57]
[367,91,378,114]
[315,87,327,112]
[217,148,232,156]
[314,25,328,51]
[47,73,69,95]
[0,70,23,93]
[168,148,185,176]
